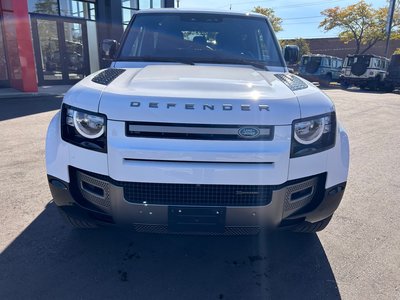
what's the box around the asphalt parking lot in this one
[0,89,399,300]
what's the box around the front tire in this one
[340,80,350,89]
[319,74,332,87]
[384,83,395,93]
[292,216,333,233]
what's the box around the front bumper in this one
[46,111,349,234]
[48,167,346,234]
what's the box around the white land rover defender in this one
[340,54,389,91]
[46,10,349,234]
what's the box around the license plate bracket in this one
[168,207,226,233]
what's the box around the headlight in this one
[68,109,105,139]
[294,117,325,145]
[291,112,336,158]
[62,105,107,152]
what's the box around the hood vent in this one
[92,68,125,85]
[275,74,308,91]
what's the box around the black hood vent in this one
[275,74,308,91]
[92,68,125,85]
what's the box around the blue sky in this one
[175,0,389,39]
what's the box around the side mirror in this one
[101,39,118,60]
[284,45,300,65]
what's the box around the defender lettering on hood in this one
[130,101,270,112]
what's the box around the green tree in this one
[280,38,311,61]
[319,0,400,54]
[394,48,400,54]
[253,6,283,32]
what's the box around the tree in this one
[253,6,283,32]
[319,0,400,54]
[280,38,311,61]
[394,48,400,54]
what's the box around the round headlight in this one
[294,117,325,145]
[73,111,105,139]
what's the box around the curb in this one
[0,92,66,100]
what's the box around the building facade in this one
[304,37,400,60]
[0,0,174,91]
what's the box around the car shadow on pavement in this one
[0,96,63,121]
[0,202,341,300]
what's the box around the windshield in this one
[119,13,284,68]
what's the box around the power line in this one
[271,0,347,10]
[219,0,347,10]
[284,15,323,20]
[283,21,323,25]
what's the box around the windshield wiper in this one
[119,56,195,65]
[231,60,269,71]
[194,58,269,71]
[119,56,269,70]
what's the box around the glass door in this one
[0,14,10,88]
[31,15,90,85]
[63,21,86,81]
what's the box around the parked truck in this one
[299,54,343,87]
[340,54,389,91]
[384,54,400,92]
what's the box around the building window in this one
[28,0,96,20]
[122,1,162,28]
[60,0,96,20]
[139,0,151,9]
[152,1,162,8]
[0,18,9,81]
[29,0,59,15]
[122,0,138,27]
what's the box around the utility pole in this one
[385,0,397,58]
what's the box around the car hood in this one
[64,64,333,125]
[95,65,301,125]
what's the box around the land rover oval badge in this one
[238,127,260,139]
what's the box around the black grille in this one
[126,122,274,141]
[72,168,325,208]
[92,68,125,85]
[122,182,276,206]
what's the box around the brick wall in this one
[293,37,400,59]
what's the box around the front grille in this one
[126,122,274,141]
[72,168,325,208]
[123,182,276,206]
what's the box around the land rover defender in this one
[299,54,343,87]
[340,54,389,91]
[46,10,349,234]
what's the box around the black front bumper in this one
[48,167,346,234]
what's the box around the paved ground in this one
[0,89,399,300]
[0,85,71,99]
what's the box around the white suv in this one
[46,10,349,234]
[340,54,389,91]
